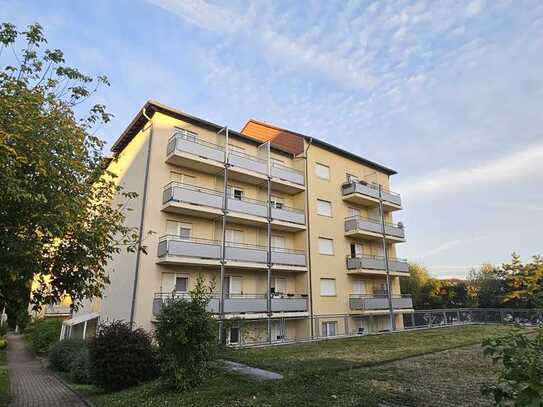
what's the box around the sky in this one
[2,0,543,278]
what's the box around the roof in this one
[242,119,397,175]
[110,100,295,157]
[110,100,397,175]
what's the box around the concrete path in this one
[223,360,283,380]
[6,334,89,407]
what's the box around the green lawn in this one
[0,350,9,407]
[85,325,510,407]
[222,324,512,376]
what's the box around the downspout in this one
[304,138,314,337]
[129,107,153,327]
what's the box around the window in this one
[223,276,242,297]
[322,321,337,337]
[225,229,243,244]
[320,278,336,296]
[272,278,287,295]
[271,157,284,166]
[229,325,240,344]
[352,280,366,295]
[350,242,363,258]
[373,282,388,296]
[166,221,192,239]
[348,207,360,217]
[346,173,359,183]
[228,186,244,201]
[271,235,286,250]
[175,128,197,142]
[175,276,188,292]
[318,237,334,255]
[315,163,330,180]
[317,199,332,217]
[271,196,284,209]
[170,172,196,185]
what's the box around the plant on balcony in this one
[155,275,218,391]
[482,328,543,406]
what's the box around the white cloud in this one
[397,143,543,200]
[466,0,485,17]
[146,0,241,33]
[418,236,487,259]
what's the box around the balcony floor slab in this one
[166,152,224,174]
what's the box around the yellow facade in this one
[77,101,412,344]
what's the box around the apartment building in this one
[65,100,412,344]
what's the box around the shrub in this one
[155,275,218,391]
[48,339,87,372]
[89,320,158,391]
[482,328,543,405]
[0,325,7,337]
[26,318,62,354]
[67,348,91,384]
[0,339,6,350]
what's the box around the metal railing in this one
[345,215,404,229]
[341,181,401,197]
[345,254,409,273]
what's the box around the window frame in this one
[317,199,332,217]
[320,278,337,297]
[318,237,334,255]
[315,162,330,180]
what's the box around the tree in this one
[155,275,218,391]
[467,263,505,308]
[0,22,144,322]
[401,263,431,309]
[501,253,543,308]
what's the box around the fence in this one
[225,308,542,347]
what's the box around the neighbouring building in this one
[63,100,413,344]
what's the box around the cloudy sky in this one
[3,0,542,278]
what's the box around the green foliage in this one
[48,338,91,384]
[501,254,543,308]
[0,340,6,350]
[48,338,86,371]
[155,275,218,391]
[89,321,158,391]
[482,329,543,406]
[0,22,146,323]
[26,318,62,354]
[0,325,7,337]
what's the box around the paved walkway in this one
[223,360,283,380]
[6,334,89,407]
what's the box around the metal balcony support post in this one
[344,315,349,336]
[218,127,229,344]
[379,185,396,331]
[265,142,272,344]
[314,316,319,338]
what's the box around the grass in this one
[222,324,512,376]
[77,324,513,406]
[0,350,9,407]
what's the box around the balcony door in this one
[272,277,287,295]
[162,273,188,294]
[225,229,244,246]
[271,320,287,341]
[346,173,359,183]
[223,276,242,298]
[272,235,286,251]
[352,280,366,295]
[227,185,244,201]
[166,221,192,240]
[270,195,284,209]
[350,242,363,258]
[170,171,196,186]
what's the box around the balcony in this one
[349,294,413,311]
[44,304,71,317]
[152,293,308,317]
[162,182,223,218]
[162,183,305,230]
[270,161,305,193]
[156,235,307,270]
[342,182,401,211]
[227,150,268,184]
[344,216,406,242]
[346,255,409,275]
[166,132,225,173]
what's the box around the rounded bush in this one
[67,349,91,384]
[89,321,158,391]
[0,339,7,350]
[48,339,87,372]
[27,319,63,354]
